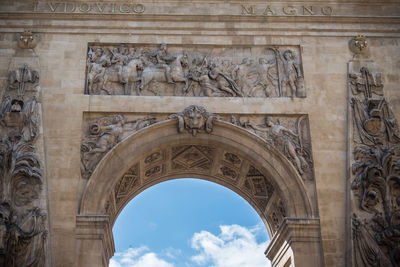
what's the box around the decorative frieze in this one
[81,106,314,181]
[85,43,306,98]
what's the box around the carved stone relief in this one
[0,65,47,267]
[114,164,139,206]
[168,105,217,136]
[348,66,400,266]
[171,145,215,172]
[85,43,306,98]
[81,115,157,179]
[81,106,314,181]
[245,166,275,212]
[267,198,287,234]
[106,145,285,234]
[230,114,314,180]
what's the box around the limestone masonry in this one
[0,1,399,266]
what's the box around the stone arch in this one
[76,118,323,267]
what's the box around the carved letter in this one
[263,6,275,16]
[241,5,255,15]
[33,1,38,12]
[64,2,76,13]
[303,6,315,15]
[133,4,145,13]
[119,3,130,13]
[321,6,333,15]
[47,2,59,12]
[95,3,106,13]
[79,3,91,12]
[283,5,296,15]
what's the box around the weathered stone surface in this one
[85,43,305,98]
[348,65,400,267]
[0,1,399,267]
[0,62,48,267]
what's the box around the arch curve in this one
[76,118,323,267]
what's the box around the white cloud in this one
[110,246,174,267]
[162,247,182,259]
[190,224,270,267]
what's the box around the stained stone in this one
[0,1,399,267]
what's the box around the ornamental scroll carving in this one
[349,66,400,266]
[85,43,305,98]
[0,65,47,267]
[81,106,314,181]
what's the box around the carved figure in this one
[0,203,47,267]
[111,46,129,84]
[232,58,253,96]
[249,117,308,176]
[279,50,304,97]
[81,115,157,179]
[85,44,307,98]
[249,58,278,97]
[209,60,242,97]
[169,105,217,136]
[154,43,174,84]
[139,52,189,96]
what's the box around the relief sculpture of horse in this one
[139,54,189,96]
[87,58,143,95]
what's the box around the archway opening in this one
[76,118,323,267]
[110,178,271,267]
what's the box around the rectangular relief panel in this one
[85,43,305,98]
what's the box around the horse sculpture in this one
[87,58,143,95]
[138,53,189,96]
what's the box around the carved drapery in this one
[348,66,400,267]
[81,107,314,181]
[0,65,47,267]
[85,43,306,98]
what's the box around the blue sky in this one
[110,178,271,267]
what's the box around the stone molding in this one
[265,218,323,267]
[1,14,398,39]
[76,215,115,267]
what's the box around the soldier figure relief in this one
[85,44,306,98]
